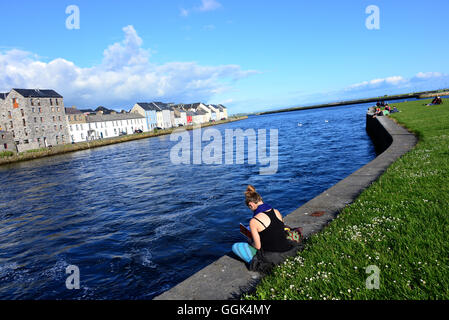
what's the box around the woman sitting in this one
[232,185,301,273]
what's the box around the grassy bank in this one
[244,99,449,300]
[0,116,247,166]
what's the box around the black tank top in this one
[255,209,292,253]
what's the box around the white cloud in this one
[343,72,449,94]
[198,0,222,12]
[180,0,222,17]
[179,8,189,17]
[0,25,257,109]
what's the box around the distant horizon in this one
[1,1,448,114]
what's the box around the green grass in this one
[244,99,449,300]
[0,151,14,157]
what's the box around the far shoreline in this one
[0,116,248,167]
[256,89,449,116]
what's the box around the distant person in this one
[426,96,443,106]
[375,108,383,116]
[232,185,301,273]
[390,106,399,113]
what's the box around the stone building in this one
[0,130,16,153]
[0,89,70,152]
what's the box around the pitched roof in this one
[195,109,207,115]
[0,93,7,100]
[12,88,63,98]
[86,113,145,123]
[65,107,83,115]
[152,102,172,110]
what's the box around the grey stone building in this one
[0,89,70,152]
[0,130,16,153]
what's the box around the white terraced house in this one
[65,107,146,142]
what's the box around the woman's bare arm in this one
[249,218,262,250]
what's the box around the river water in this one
[0,103,377,299]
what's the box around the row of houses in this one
[0,88,228,152]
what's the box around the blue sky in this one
[1,0,448,114]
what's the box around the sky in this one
[1,0,449,114]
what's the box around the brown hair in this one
[245,185,262,206]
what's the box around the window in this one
[32,107,35,113]
[3,143,7,149]
[54,125,57,131]
[80,124,83,130]
[34,117,37,123]
[76,124,79,131]
[8,111,12,119]
[58,116,61,121]
[81,133,84,140]
[53,116,56,122]
[10,121,13,129]
[51,107,55,112]
[24,129,28,136]
[24,139,29,144]
[73,115,77,121]
[39,107,42,113]
[31,99,34,106]
[20,109,24,117]
[40,117,43,123]
[12,98,18,108]
[55,99,59,106]
[57,107,60,112]
[59,125,63,130]
[70,125,73,131]
[23,119,26,126]
[37,99,41,106]
[50,99,53,106]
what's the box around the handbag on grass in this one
[284,226,303,243]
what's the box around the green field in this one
[245,99,449,300]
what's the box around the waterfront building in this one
[192,109,208,124]
[85,112,145,139]
[0,89,70,152]
[0,130,16,153]
[183,103,211,123]
[152,102,174,129]
[216,104,228,120]
[65,106,90,143]
[130,103,158,131]
[207,104,220,121]
[171,106,187,127]
[185,111,194,125]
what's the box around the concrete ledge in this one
[154,114,417,300]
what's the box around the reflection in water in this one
[0,103,376,299]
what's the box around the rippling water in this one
[0,103,376,299]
